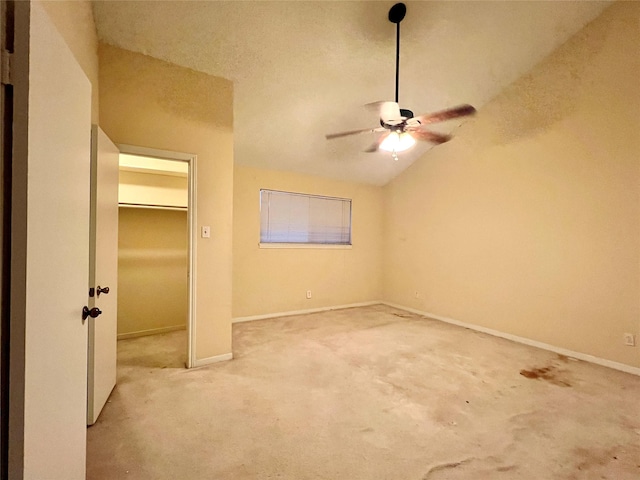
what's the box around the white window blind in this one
[260,189,352,245]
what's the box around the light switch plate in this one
[201,226,211,238]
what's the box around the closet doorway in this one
[117,146,197,368]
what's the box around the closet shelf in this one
[119,203,187,211]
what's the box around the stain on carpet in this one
[519,365,571,387]
[421,456,518,479]
[566,445,640,480]
[421,458,474,479]
[392,312,421,319]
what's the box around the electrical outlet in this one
[306,290,312,299]
[414,291,420,299]
[623,333,636,346]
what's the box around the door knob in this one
[82,306,102,321]
[96,286,110,297]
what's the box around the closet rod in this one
[118,203,187,212]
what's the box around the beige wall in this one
[118,208,188,337]
[233,165,383,318]
[119,170,188,208]
[37,0,638,371]
[100,44,234,360]
[383,1,640,369]
[39,0,99,122]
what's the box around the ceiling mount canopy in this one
[388,2,407,23]
[325,2,476,160]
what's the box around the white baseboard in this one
[191,352,233,368]
[232,301,381,324]
[117,325,185,340]
[383,302,640,377]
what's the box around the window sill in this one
[259,243,353,250]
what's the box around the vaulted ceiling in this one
[92,1,611,185]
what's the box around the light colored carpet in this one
[87,305,640,479]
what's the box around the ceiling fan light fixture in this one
[324,2,475,154]
[379,131,416,153]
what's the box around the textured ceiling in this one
[92,1,611,186]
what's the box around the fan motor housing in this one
[400,108,414,119]
[380,108,414,130]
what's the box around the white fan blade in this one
[325,127,385,140]
[365,101,404,125]
[380,102,402,124]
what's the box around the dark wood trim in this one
[7,1,28,478]
[0,1,15,478]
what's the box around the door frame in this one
[117,144,198,368]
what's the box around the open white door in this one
[87,126,119,425]
[19,2,92,478]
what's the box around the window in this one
[260,189,351,245]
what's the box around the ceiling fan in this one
[325,3,476,160]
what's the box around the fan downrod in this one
[389,3,406,103]
[388,3,406,24]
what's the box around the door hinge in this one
[1,50,13,85]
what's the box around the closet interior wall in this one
[118,169,188,339]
